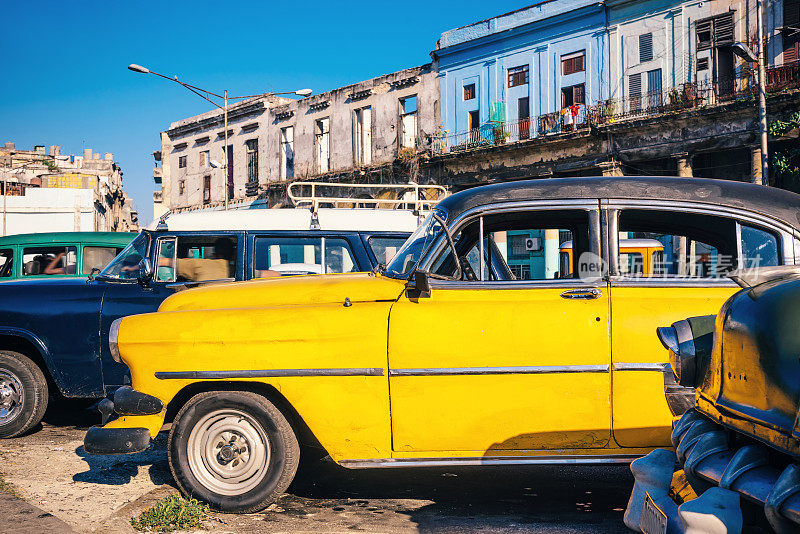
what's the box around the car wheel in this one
[168,391,299,513]
[0,351,49,438]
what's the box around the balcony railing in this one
[766,61,800,92]
[432,75,781,156]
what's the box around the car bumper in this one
[625,408,800,533]
[84,426,151,455]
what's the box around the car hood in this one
[158,272,407,312]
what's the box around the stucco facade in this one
[434,1,608,141]
[154,64,438,214]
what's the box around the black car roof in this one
[437,177,800,230]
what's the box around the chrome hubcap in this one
[187,409,270,496]
[0,371,23,425]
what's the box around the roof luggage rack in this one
[288,182,447,213]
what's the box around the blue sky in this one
[1,0,523,225]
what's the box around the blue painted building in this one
[433,1,608,144]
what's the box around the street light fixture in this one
[129,63,312,209]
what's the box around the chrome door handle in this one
[560,288,602,299]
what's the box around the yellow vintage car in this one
[84,177,800,513]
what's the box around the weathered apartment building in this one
[152,0,800,216]
[0,142,138,235]
[431,0,800,186]
[153,64,437,216]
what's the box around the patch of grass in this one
[131,493,209,532]
[0,474,19,498]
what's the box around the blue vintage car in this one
[0,208,415,438]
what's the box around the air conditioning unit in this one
[525,237,540,251]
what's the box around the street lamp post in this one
[128,64,312,210]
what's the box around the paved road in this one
[0,400,635,533]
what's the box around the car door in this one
[99,232,243,389]
[387,202,613,454]
[606,201,793,447]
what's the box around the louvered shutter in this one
[639,33,654,63]
[713,12,734,46]
[697,19,712,51]
[784,1,800,63]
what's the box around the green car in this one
[0,232,136,280]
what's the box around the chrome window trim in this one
[605,199,796,285]
[155,368,385,380]
[389,364,610,377]
[429,279,605,290]
[418,199,601,288]
[339,455,641,468]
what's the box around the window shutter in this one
[629,73,642,96]
[713,12,734,46]
[696,19,712,51]
[785,0,800,26]
[785,41,799,63]
[639,33,654,63]
[573,84,585,104]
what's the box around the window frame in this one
[21,245,78,276]
[178,155,187,169]
[463,83,476,101]
[507,65,529,88]
[605,200,794,286]
[417,199,602,290]
[561,51,586,75]
[245,138,258,184]
[252,235,358,276]
[154,234,240,284]
[399,95,418,149]
[561,83,585,108]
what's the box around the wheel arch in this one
[164,380,327,457]
[0,330,62,394]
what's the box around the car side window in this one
[740,223,780,269]
[431,209,591,282]
[254,237,356,277]
[156,236,237,283]
[22,246,77,276]
[615,209,783,279]
[368,237,407,265]
[0,249,12,277]
[82,246,125,275]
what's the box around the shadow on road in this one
[285,458,633,532]
[72,432,173,488]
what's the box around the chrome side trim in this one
[155,368,385,380]
[339,454,642,469]
[389,365,610,377]
[612,362,669,372]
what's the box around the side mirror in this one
[407,270,432,299]
[138,258,153,286]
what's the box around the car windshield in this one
[98,233,149,280]
[384,210,446,279]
